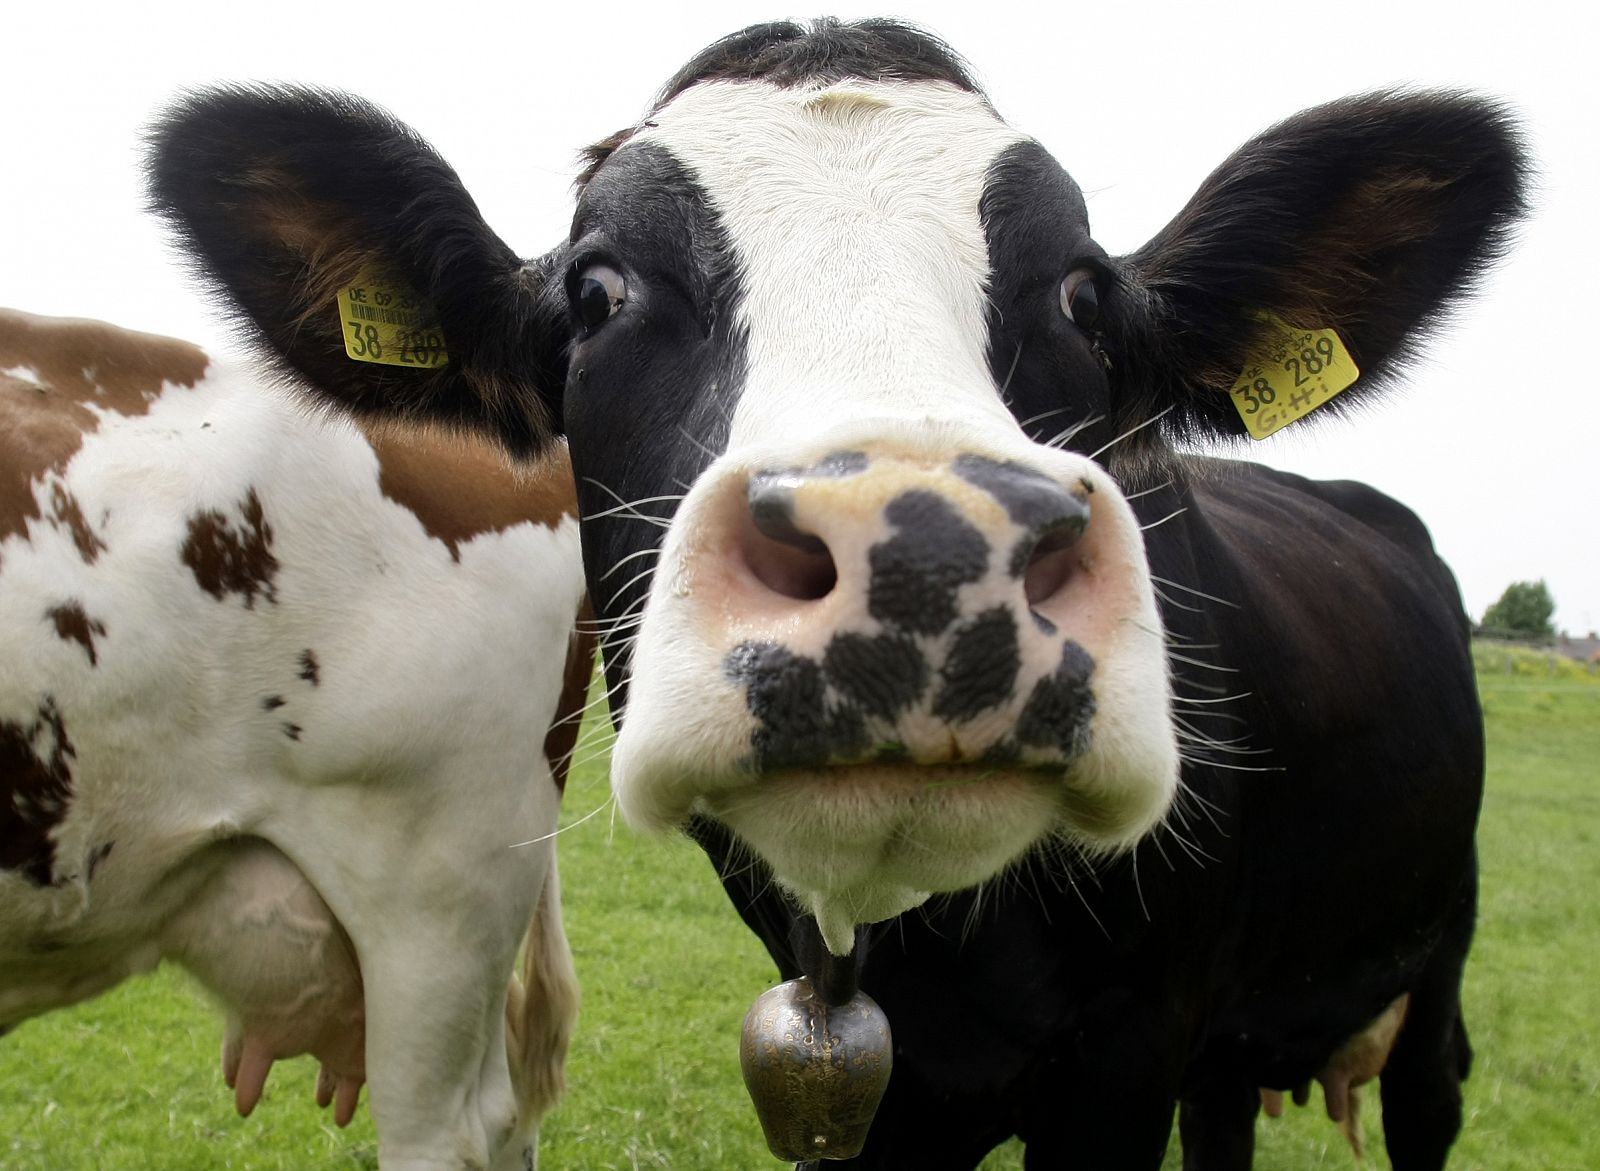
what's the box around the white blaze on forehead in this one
[632,79,1027,448]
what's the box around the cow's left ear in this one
[1101,90,1529,445]
[148,85,569,459]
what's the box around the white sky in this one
[6,0,1596,633]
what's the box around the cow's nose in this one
[738,453,1091,617]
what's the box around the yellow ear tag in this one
[338,269,450,368]
[1229,312,1358,440]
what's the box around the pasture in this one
[2,658,1595,1170]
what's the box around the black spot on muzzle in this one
[868,491,989,636]
[725,641,868,769]
[1016,640,1097,755]
[934,607,1021,721]
[823,632,929,721]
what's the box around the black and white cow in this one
[0,308,587,1170]
[146,19,1524,1169]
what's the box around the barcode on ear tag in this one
[338,270,450,368]
[1230,312,1358,440]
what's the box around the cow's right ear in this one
[1099,90,1528,449]
[147,85,569,459]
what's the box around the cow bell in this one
[740,977,893,1162]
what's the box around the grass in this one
[2,659,1596,1169]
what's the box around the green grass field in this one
[3,663,1596,1169]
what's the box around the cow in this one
[143,18,1525,1169]
[0,306,587,1171]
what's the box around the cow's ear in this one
[147,85,569,459]
[1101,90,1528,446]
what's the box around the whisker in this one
[582,493,684,522]
[1122,478,1174,501]
[1151,584,1204,614]
[605,566,660,608]
[1128,619,1222,652]
[1174,723,1268,756]
[1131,845,1151,921]
[676,424,721,464]
[576,589,653,631]
[545,669,632,731]
[1178,752,1284,774]
[1167,651,1240,674]
[581,620,648,643]
[1157,814,1221,866]
[599,545,661,582]
[997,342,1025,406]
[1150,575,1242,610]
[1140,507,1187,533]
[1176,784,1230,826]
[576,609,650,632]
[581,478,676,528]
[509,794,616,848]
[1173,717,1254,745]
[1044,840,1112,941]
[1171,691,1253,706]
[1148,824,1179,872]
[1085,404,1175,461]
[1044,414,1104,451]
[1017,404,1071,432]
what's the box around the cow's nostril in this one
[953,454,1090,608]
[1022,515,1088,607]
[744,473,838,601]
[745,534,838,600]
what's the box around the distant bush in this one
[1472,640,1600,682]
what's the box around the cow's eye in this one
[574,264,626,330]
[1060,269,1100,330]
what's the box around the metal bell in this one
[740,976,893,1162]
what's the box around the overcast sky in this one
[6,0,1596,633]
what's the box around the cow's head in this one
[149,19,1524,953]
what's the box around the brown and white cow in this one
[146,20,1524,1169]
[0,308,585,1170]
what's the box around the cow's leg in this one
[1015,1013,1183,1171]
[1378,870,1477,1171]
[831,1084,1012,1169]
[1020,1080,1174,1171]
[1177,1078,1258,1171]
[346,888,528,1170]
[273,780,556,1171]
[354,888,535,1171]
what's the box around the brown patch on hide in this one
[0,309,208,552]
[0,697,77,885]
[48,485,107,564]
[298,650,321,686]
[543,609,597,795]
[182,489,280,607]
[362,425,575,562]
[46,603,108,666]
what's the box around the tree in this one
[1481,579,1556,639]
